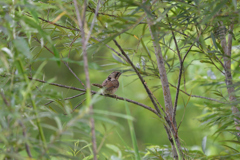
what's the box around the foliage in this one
[0,0,240,159]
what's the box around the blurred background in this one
[1,0,239,159]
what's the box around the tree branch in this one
[44,93,86,106]
[173,42,194,118]
[220,21,240,134]
[112,39,162,116]
[143,1,184,158]
[73,0,99,159]
[33,37,86,89]
[27,77,159,115]
[169,83,226,104]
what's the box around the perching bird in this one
[92,71,121,95]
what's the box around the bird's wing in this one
[102,79,108,87]
[105,80,119,91]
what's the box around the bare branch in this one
[143,1,184,158]
[173,42,194,117]
[73,0,98,158]
[208,57,225,74]
[27,77,159,116]
[220,21,240,134]
[86,0,100,43]
[44,93,86,106]
[227,24,234,57]
[72,98,87,112]
[112,39,162,116]
[33,14,80,31]
[91,37,128,62]
[169,83,226,104]
[62,60,86,89]
[34,37,86,89]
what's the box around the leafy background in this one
[0,0,240,159]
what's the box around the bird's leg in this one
[112,94,118,100]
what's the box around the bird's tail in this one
[92,83,103,88]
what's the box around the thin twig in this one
[91,37,128,62]
[68,35,81,62]
[169,83,226,104]
[215,55,225,69]
[44,93,86,106]
[145,82,166,115]
[166,12,184,122]
[34,37,86,89]
[19,121,32,158]
[72,98,87,112]
[38,16,80,31]
[62,60,86,89]
[209,57,224,74]
[1,90,10,107]
[33,37,54,55]
[173,42,194,117]
[85,0,100,43]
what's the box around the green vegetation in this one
[0,0,240,159]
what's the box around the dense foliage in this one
[0,0,240,159]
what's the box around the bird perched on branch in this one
[92,71,121,95]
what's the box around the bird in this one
[92,71,121,95]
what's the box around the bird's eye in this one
[108,77,111,80]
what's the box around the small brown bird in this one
[92,71,122,95]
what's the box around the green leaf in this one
[141,39,151,58]
[112,53,125,64]
[211,33,218,50]
[106,144,122,158]
[199,35,207,53]
[199,60,213,64]
[13,37,31,58]
[52,45,60,65]
[201,136,207,154]
[216,41,224,54]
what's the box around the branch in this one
[166,12,184,122]
[27,77,159,115]
[35,15,80,31]
[227,24,234,57]
[208,57,225,74]
[91,37,128,62]
[112,39,162,116]
[169,83,226,104]
[220,21,240,134]
[73,0,99,159]
[143,1,184,158]
[142,12,172,119]
[173,42,194,117]
[33,37,86,89]
[44,93,86,106]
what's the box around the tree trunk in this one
[219,22,240,135]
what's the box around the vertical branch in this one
[173,43,194,118]
[220,22,240,134]
[73,0,98,159]
[142,1,184,159]
[166,13,183,121]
